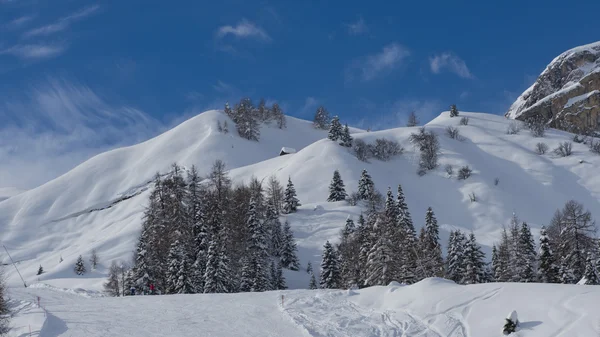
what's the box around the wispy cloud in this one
[23,5,99,38]
[0,43,66,60]
[347,43,410,81]
[299,96,319,117]
[216,19,271,42]
[345,17,368,35]
[4,15,34,29]
[429,52,473,79]
[0,78,161,189]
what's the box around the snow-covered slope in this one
[1,110,600,291]
[0,187,24,202]
[9,278,600,336]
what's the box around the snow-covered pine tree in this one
[446,230,467,284]
[559,255,576,284]
[495,228,511,282]
[313,106,330,129]
[463,233,485,284]
[449,104,459,117]
[203,238,233,293]
[328,116,343,142]
[327,170,348,202]
[517,222,537,282]
[266,175,285,214]
[306,261,313,274]
[74,255,86,275]
[280,221,300,271]
[246,198,270,291]
[582,251,598,285]
[239,257,253,292]
[406,111,419,127]
[166,240,183,294]
[275,261,287,290]
[272,103,287,129]
[364,217,395,286]
[338,217,361,288]
[320,241,341,289]
[234,98,260,141]
[269,260,278,291]
[267,205,283,257]
[283,177,300,214]
[224,102,233,119]
[396,184,417,284]
[309,272,318,289]
[340,124,353,147]
[420,207,444,278]
[358,213,377,283]
[508,214,521,282]
[250,255,270,292]
[537,226,558,283]
[223,120,229,134]
[175,256,194,294]
[357,169,374,201]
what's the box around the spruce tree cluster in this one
[223,98,287,141]
[129,161,300,295]
[313,106,330,129]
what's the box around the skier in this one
[149,283,155,295]
[130,286,135,296]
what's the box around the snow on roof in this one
[280,147,297,153]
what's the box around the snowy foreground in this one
[7,278,600,337]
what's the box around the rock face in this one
[506,41,600,133]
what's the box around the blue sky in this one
[1,0,599,189]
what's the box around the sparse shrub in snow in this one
[417,168,427,176]
[460,116,469,126]
[90,249,99,270]
[590,139,600,154]
[353,139,371,162]
[223,120,229,134]
[469,192,477,202]
[74,255,86,275]
[37,265,44,275]
[313,106,330,129]
[535,142,549,155]
[503,310,519,335]
[449,104,459,117]
[410,128,440,173]
[347,192,360,206]
[494,177,500,186]
[217,120,223,132]
[457,166,472,180]
[573,134,585,143]
[445,164,453,176]
[506,121,521,135]
[526,115,548,137]
[553,141,573,157]
[104,261,121,297]
[445,126,461,140]
[371,138,403,161]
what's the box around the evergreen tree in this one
[420,207,444,278]
[463,233,485,284]
[406,111,419,127]
[449,104,459,117]
[446,230,467,283]
[175,256,194,294]
[338,217,361,288]
[517,222,537,282]
[313,106,330,129]
[364,218,395,286]
[508,214,521,282]
[538,226,558,283]
[239,257,253,292]
[203,239,232,293]
[340,124,353,147]
[74,255,86,275]
[559,255,576,284]
[320,241,341,289]
[246,198,270,291]
[357,169,374,201]
[224,102,233,119]
[269,261,278,290]
[495,228,511,282]
[274,261,287,290]
[309,272,318,289]
[328,116,343,141]
[267,206,283,257]
[90,249,99,270]
[280,221,300,270]
[306,261,313,274]
[582,252,598,285]
[266,175,285,214]
[327,170,348,202]
[166,240,183,294]
[396,185,417,284]
[235,98,260,141]
[283,177,300,214]
[272,103,287,129]
[104,261,121,297]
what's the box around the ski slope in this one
[7,278,600,336]
[0,110,599,291]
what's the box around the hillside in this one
[0,110,599,291]
[7,278,600,336]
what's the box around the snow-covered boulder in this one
[503,310,519,335]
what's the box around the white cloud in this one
[23,5,99,38]
[4,15,34,29]
[429,52,473,78]
[299,97,319,117]
[0,79,161,189]
[347,43,410,81]
[0,43,66,59]
[346,17,368,35]
[216,19,271,42]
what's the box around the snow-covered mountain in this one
[1,109,599,291]
[506,41,600,132]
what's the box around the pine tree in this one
[280,221,300,270]
[320,241,341,289]
[246,198,270,291]
[175,257,194,294]
[306,261,313,274]
[396,185,417,284]
[223,120,229,134]
[517,222,537,282]
[267,205,283,257]
[74,255,86,275]
[166,240,183,294]
[283,177,300,213]
[446,230,466,283]
[90,249,99,270]
[449,104,459,117]
[239,257,253,292]
[582,252,598,285]
[364,218,395,286]
[309,272,318,289]
[313,106,330,129]
[266,175,285,214]
[203,239,232,293]
[495,228,511,282]
[420,207,444,278]
[406,111,419,127]
[538,226,558,283]
[559,255,576,284]
[224,102,233,119]
[357,169,374,201]
[327,170,348,202]
[274,261,287,290]
[104,261,121,296]
[338,217,360,288]
[37,265,44,275]
[272,103,287,129]
[508,214,521,282]
[340,124,353,147]
[328,116,343,141]
[463,233,485,284]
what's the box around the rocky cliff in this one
[506,41,600,133]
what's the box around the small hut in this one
[279,147,297,156]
